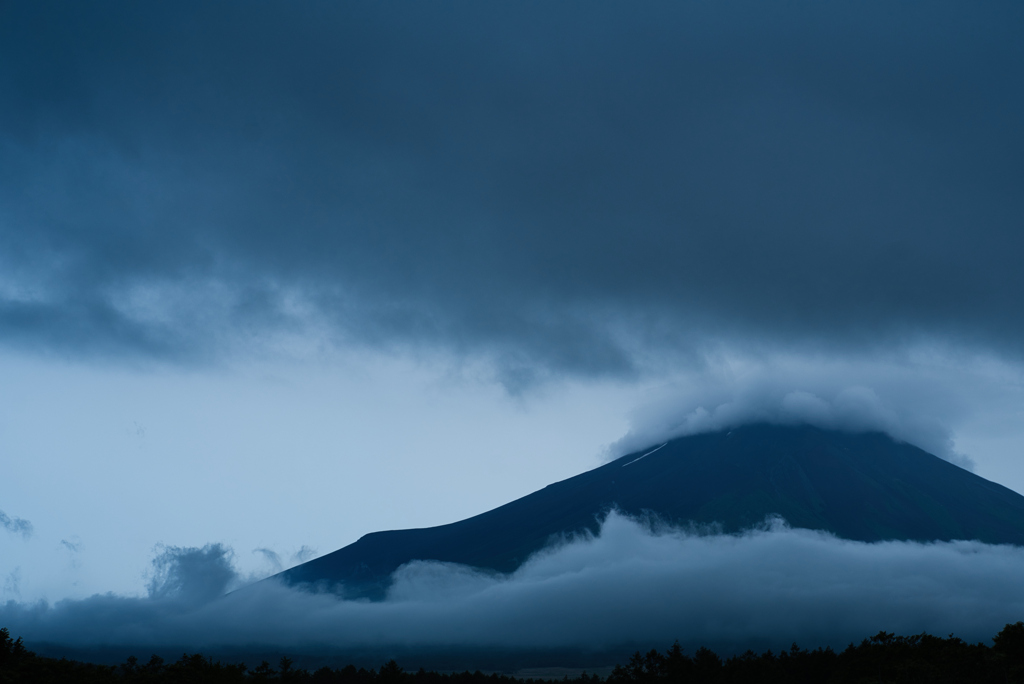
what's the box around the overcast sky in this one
[2,0,1024,606]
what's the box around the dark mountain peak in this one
[281,423,1024,599]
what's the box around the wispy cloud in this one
[292,546,317,565]
[252,548,283,575]
[0,510,33,539]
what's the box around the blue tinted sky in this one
[1,0,1023,600]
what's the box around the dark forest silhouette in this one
[3,623,1023,683]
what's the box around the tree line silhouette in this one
[2,623,1023,683]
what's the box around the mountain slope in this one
[280,424,1024,599]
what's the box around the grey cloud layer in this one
[1,1,1022,378]
[3,513,1024,654]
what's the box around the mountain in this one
[280,423,1024,599]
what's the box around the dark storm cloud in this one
[1,1,1022,378]
[3,513,1024,655]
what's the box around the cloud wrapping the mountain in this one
[609,354,1013,467]
[3,513,1023,655]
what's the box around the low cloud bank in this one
[3,513,1024,655]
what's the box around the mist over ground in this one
[4,512,1023,662]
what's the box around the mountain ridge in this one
[280,423,1024,599]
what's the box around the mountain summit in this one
[280,424,1024,599]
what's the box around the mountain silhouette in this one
[280,423,1024,599]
